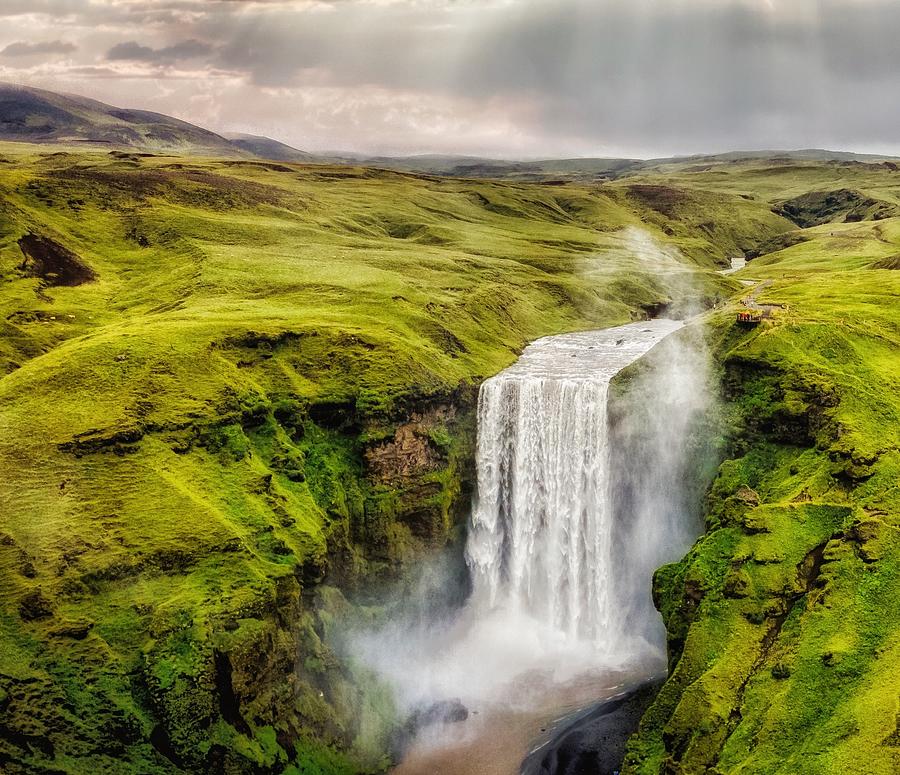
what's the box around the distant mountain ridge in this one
[223,132,315,163]
[1,82,897,175]
[0,83,312,161]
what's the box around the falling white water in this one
[351,314,714,774]
[466,319,683,651]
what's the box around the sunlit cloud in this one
[0,0,898,157]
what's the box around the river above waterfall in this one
[355,317,711,775]
[479,320,684,382]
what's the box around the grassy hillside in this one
[622,161,900,775]
[2,142,898,775]
[0,144,778,774]
[224,134,316,164]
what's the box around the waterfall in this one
[354,316,712,731]
[467,375,614,641]
[466,320,684,651]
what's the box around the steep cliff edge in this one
[0,350,479,774]
[1,148,776,773]
[623,219,900,774]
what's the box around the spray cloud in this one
[349,226,719,760]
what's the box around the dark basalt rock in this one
[521,680,663,775]
[391,698,469,760]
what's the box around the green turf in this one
[2,144,899,774]
[621,159,900,775]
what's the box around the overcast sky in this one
[2,0,898,158]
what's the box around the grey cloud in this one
[106,39,212,64]
[0,0,91,17]
[8,0,900,157]
[1,40,77,57]
[191,0,900,154]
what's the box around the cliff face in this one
[0,371,477,775]
[623,301,900,775]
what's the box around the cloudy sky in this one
[2,0,898,158]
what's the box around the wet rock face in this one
[364,405,456,484]
[521,681,662,775]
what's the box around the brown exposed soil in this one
[365,406,455,484]
[17,233,97,287]
[626,185,690,217]
[870,254,900,270]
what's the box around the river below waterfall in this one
[357,318,712,775]
[392,667,650,775]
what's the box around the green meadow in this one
[1,144,899,774]
[623,160,900,775]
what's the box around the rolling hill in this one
[223,133,317,163]
[0,84,318,161]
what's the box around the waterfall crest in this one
[466,320,683,650]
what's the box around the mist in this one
[604,229,720,657]
[607,326,720,653]
[346,297,717,770]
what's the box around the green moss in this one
[3,145,899,773]
[625,180,900,773]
